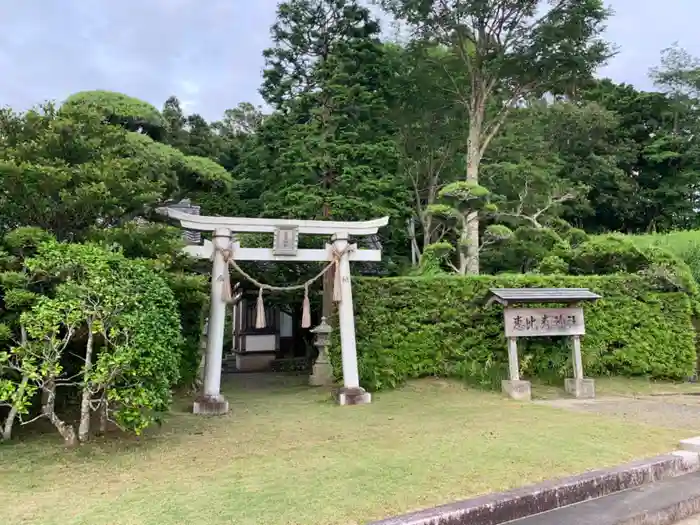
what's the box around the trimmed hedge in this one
[330,274,696,391]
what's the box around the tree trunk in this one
[98,400,108,435]
[465,108,483,275]
[1,374,29,441]
[42,378,77,447]
[458,216,473,275]
[407,218,419,265]
[78,325,95,442]
[465,212,480,274]
[422,213,433,251]
[2,326,30,441]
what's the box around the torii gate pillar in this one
[332,232,371,405]
[194,227,232,415]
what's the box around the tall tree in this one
[261,0,381,109]
[393,43,470,255]
[380,0,611,273]
[581,79,700,232]
[213,102,265,138]
[651,43,700,102]
[257,0,411,251]
[162,96,189,151]
[482,97,627,231]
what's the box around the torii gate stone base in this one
[158,206,388,414]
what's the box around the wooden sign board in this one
[272,226,299,256]
[504,307,585,338]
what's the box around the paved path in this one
[507,472,700,525]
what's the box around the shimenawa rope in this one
[219,244,352,329]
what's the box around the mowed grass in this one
[0,376,691,525]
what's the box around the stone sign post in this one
[486,288,601,401]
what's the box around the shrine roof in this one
[486,288,601,306]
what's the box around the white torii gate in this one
[158,206,388,414]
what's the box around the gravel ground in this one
[676,516,700,524]
[535,394,700,431]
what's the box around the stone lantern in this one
[309,317,334,386]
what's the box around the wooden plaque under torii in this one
[273,226,299,256]
[486,288,601,402]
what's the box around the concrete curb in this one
[367,451,700,525]
[679,436,700,454]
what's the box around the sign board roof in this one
[486,288,601,306]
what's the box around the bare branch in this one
[532,192,576,222]
[498,188,576,229]
[446,259,460,273]
[480,102,515,157]
[20,412,46,426]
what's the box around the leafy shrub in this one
[569,235,697,294]
[21,241,184,434]
[329,274,696,391]
[482,226,567,274]
[565,228,589,247]
[412,242,453,276]
[624,230,700,286]
[164,271,208,385]
[536,255,568,274]
[568,235,648,274]
[88,221,209,385]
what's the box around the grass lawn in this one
[0,375,692,525]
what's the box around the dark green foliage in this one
[88,221,208,385]
[536,256,569,274]
[412,242,452,276]
[0,101,232,241]
[481,231,696,298]
[576,79,700,233]
[62,90,165,139]
[568,235,697,294]
[627,230,700,286]
[568,235,649,275]
[261,0,381,108]
[483,226,567,274]
[163,272,208,385]
[332,275,696,391]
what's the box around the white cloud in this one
[0,0,699,120]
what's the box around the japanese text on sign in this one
[504,307,585,338]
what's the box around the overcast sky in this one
[0,1,696,121]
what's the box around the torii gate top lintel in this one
[156,207,389,236]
